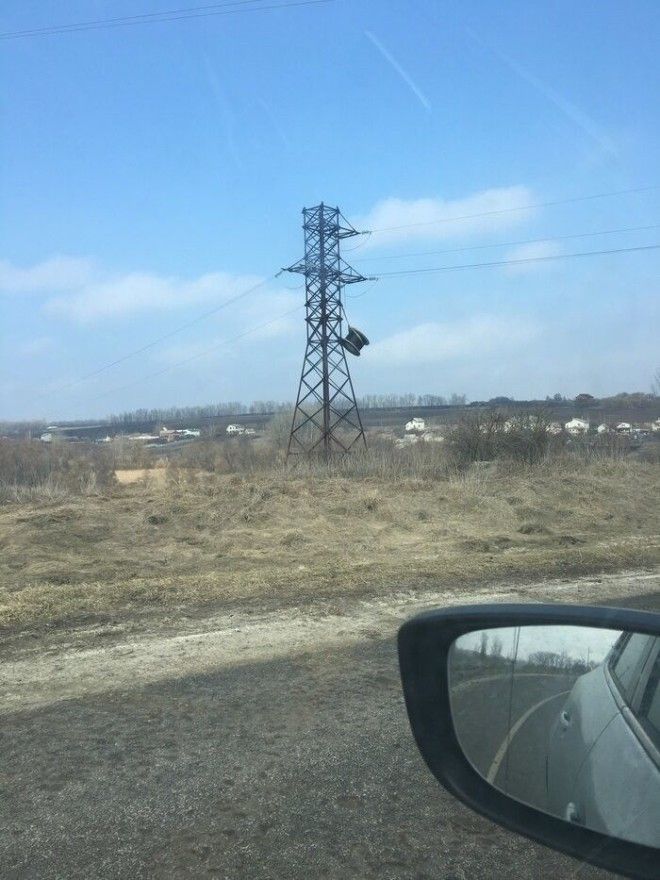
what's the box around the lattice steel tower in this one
[285,203,370,460]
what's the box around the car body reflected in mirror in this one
[449,625,660,849]
[398,604,660,880]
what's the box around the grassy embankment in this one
[1,449,658,632]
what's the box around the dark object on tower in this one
[284,203,369,460]
[340,326,370,357]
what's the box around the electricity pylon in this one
[285,203,369,460]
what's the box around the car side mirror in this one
[398,604,660,880]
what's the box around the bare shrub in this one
[0,439,115,502]
[586,432,632,460]
[174,441,223,472]
[265,409,295,451]
[160,410,656,486]
[109,437,151,469]
[445,412,563,468]
[287,437,451,482]
[638,441,660,464]
[170,437,280,476]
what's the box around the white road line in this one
[452,672,566,693]
[486,690,569,784]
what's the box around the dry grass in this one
[115,468,167,486]
[0,455,658,633]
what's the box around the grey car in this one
[546,632,660,847]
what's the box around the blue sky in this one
[1,0,659,421]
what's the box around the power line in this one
[2,0,269,37]
[0,0,332,40]
[83,305,304,407]
[354,223,660,263]
[47,241,658,414]
[363,184,660,235]
[345,277,380,299]
[373,243,660,278]
[342,231,373,253]
[29,195,659,412]
[35,241,658,407]
[31,273,288,403]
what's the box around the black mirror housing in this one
[398,603,660,880]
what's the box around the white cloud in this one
[46,270,266,323]
[369,315,539,366]
[0,256,268,323]
[356,186,536,248]
[503,240,564,274]
[0,256,94,293]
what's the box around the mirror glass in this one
[449,625,660,848]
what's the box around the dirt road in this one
[2,570,659,879]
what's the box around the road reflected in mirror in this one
[449,625,660,849]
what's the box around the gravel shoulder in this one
[3,569,659,714]
[2,569,659,879]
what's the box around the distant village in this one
[395,415,660,448]
[38,422,263,445]
[35,410,660,453]
[39,425,203,446]
[8,390,654,452]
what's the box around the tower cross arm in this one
[282,260,367,283]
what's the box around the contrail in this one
[467,27,617,159]
[203,54,243,170]
[258,98,290,149]
[365,30,431,112]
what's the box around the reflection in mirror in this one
[448,625,660,849]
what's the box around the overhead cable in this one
[354,223,660,263]
[30,273,288,403]
[0,0,332,40]
[362,185,660,235]
[372,243,660,278]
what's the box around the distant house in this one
[159,427,201,441]
[226,424,245,435]
[652,419,660,433]
[565,418,589,435]
[616,422,632,434]
[597,423,611,434]
[40,432,53,443]
[405,417,426,433]
[547,422,563,435]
